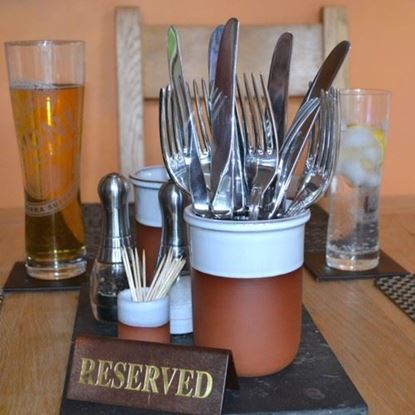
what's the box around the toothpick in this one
[142,250,146,288]
[146,251,169,301]
[134,248,142,301]
[122,247,186,303]
[121,248,138,302]
[128,247,139,300]
[159,258,185,298]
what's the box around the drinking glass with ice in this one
[326,89,391,271]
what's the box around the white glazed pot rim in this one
[117,288,170,327]
[184,206,311,232]
[129,165,168,189]
[184,206,310,278]
[118,288,168,306]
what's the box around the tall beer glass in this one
[5,40,86,279]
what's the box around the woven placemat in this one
[375,274,415,322]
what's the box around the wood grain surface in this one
[115,7,145,178]
[141,23,323,98]
[138,6,349,99]
[0,197,414,414]
[323,6,349,89]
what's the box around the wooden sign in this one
[66,335,238,414]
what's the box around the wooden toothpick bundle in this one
[121,247,185,302]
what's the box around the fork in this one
[238,73,279,219]
[285,89,340,216]
[265,96,321,218]
[193,78,248,218]
[192,80,212,189]
[159,85,210,216]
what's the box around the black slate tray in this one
[60,283,367,414]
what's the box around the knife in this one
[267,32,293,148]
[210,17,240,218]
[167,26,210,216]
[210,24,247,218]
[303,40,351,102]
[266,40,351,218]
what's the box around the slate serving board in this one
[60,283,367,414]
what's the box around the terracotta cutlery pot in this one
[130,166,168,279]
[184,207,310,377]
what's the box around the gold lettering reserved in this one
[95,360,113,387]
[142,365,160,393]
[161,367,179,395]
[193,370,213,399]
[77,357,216,401]
[175,369,194,397]
[111,361,127,389]
[78,358,96,385]
[125,363,143,391]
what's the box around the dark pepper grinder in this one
[90,173,135,322]
[157,181,192,334]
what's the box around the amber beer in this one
[10,83,86,279]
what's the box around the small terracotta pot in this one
[184,208,310,377]
[117,289,170,344]
[129,165,168,278]
[118,322,170,343]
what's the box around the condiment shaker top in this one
[90,172,134,323]
[97,172,135,263]
[157,181,193,334]
[157,181,190,264]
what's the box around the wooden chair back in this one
[115,6,349,177]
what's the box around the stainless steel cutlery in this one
[160,19,350,220]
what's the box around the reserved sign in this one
[66,335,238,414]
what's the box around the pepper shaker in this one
[157,181,192,335]
[90,173,135,322]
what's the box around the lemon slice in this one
[347,124,386,161]
[371,128,386,160]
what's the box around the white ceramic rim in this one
[184,206,310,233]
[117,288,169,327]
[129,165,168,189]
[184,206,310,278]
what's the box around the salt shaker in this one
[157,181,192,335]
[90,173,135,323]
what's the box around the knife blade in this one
[210,17,240,218]
[303,40,351,102]
[167,26,210,216]
[208,25,224,89]
[267,32,293,148]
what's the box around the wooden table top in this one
[0,196,414,414]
